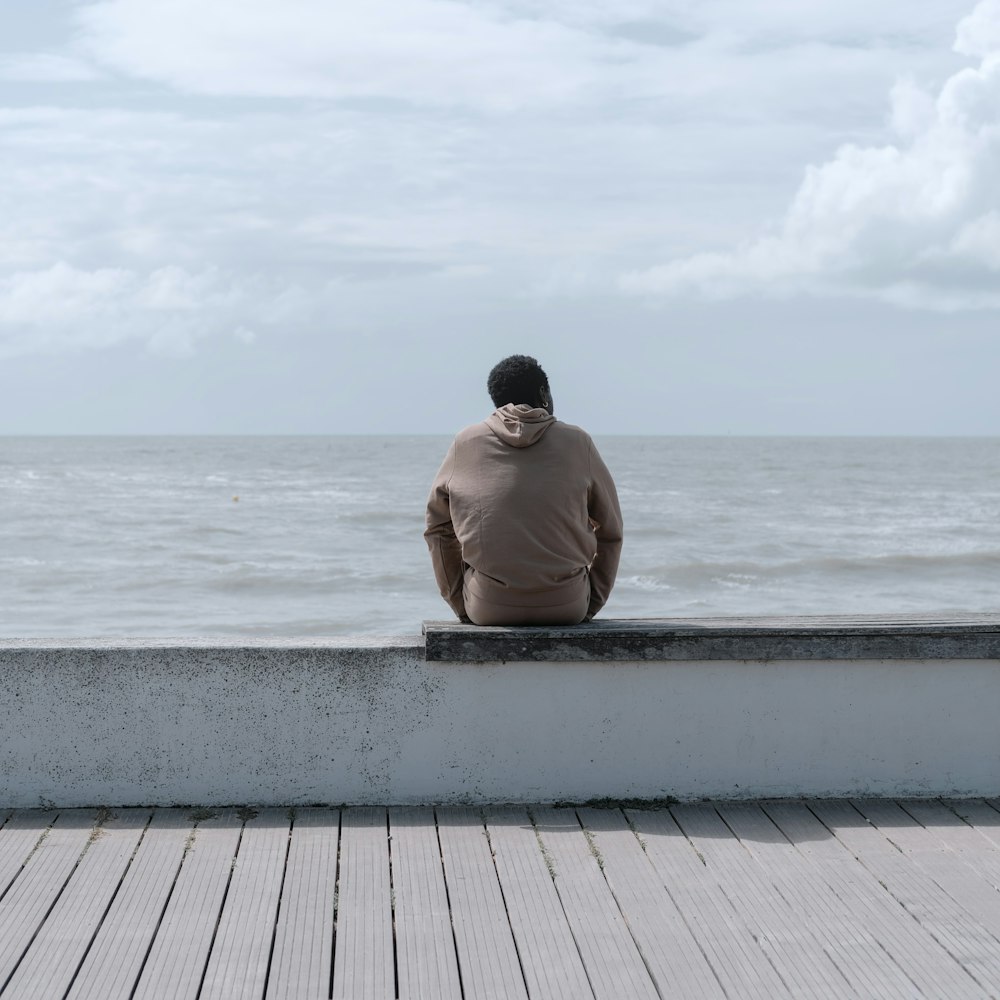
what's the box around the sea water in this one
[2,435,998,637]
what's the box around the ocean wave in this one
[636,549,1000,588]
[622,575,674,592]
[2,554,47,565]
[178,524,248,538]
[188,566,424,594]
[337,510,417,527]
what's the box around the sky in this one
[1,0,999,435]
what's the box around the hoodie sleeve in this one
[585,438,623,620]
[424,439,467,620]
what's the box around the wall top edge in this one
[423,614,1000,662]
[5,612,1000,662]
[0,635,425,651]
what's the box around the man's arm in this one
[424,441,467,620]
[585,439,623,620]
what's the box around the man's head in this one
[487,355,553,413]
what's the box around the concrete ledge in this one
[2,621,998,807]
[423,613,1000,662]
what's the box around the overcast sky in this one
[2,0,999,434]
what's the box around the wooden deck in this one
[2,800,1000,999]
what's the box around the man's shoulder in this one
[548,419,593,445]
[453,420,492,444]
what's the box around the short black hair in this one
[487,355,549,408]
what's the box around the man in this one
[425,355,623,626]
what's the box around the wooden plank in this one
[132,810,244,1000]
[68,809,193,1000]
[0,809,98,990]
[671,803,858,999]
[745,800,983,999]
[624,807,793,1000]
[4,809,150,1000]
[0,810,57,900]
[854,800,1000,944]
[331,807,394,1000]
[484,807,594,1000]
[913,799,1000,890]
[390,807,462,1000]
[436,806,528,1000]
[942,799,1000,850]
[200,808,291,1000]
[808,803,1000,995]
[8,798,1000,1000]
[577,807,725,998]
[265,808,339,1000]
[791,800,988,998]
[532,807,657,1000]
[940,799,1000,876]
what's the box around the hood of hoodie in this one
[485,403,555,448]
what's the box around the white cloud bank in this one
[0,262,255,358]
[621,0,1000,311]
[2,0,986,365]
[72,0,976,123]
[75,0,633,112]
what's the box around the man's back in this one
[442,408,608,592]
[426,394,622,626]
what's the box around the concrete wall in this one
[1,637,998,806]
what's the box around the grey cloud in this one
[73,0,636,112]
[0,53,101,81]
[604,21,700,48]
[621,0,1000,312]
[0,262,258,359]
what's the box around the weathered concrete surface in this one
[1,636,998,806]
[424,613,1000,662]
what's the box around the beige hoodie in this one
[425,404,623,620]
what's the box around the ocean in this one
[2,435,998,637]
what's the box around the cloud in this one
[75,0,963,115]
[72,0,978,131]
[0,262,256,358]
[74,0,632,112]
[4,0,988,372]
[956,0,1000,56]
[621,0,1000,311]
[485,0,959,44]
[0,53,101,82]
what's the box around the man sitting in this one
[425,354,623,626]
